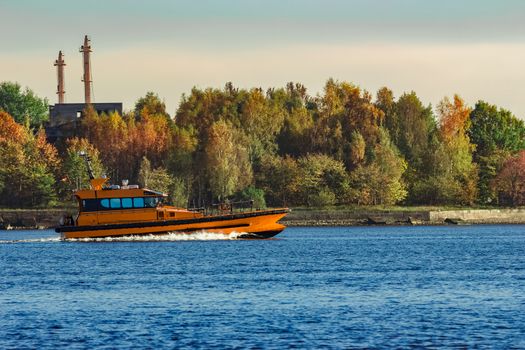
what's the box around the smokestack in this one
[80,35,92,104]
[54,51,66,103]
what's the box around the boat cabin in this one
[73,178,202,226]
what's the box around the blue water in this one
[1,226,524,349]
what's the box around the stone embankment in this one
[282,208,525,226]
[0,209,69,230]
[1,208,525,230]
[428,209,525,225]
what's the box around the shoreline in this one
[282,207,525,227]
[1,208,525,230]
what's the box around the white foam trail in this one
[66,230,246,242]
[0,236,62,244]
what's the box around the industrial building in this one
[46,36,122,143]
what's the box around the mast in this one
[79,151,95,180]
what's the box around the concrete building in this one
[46,102,123,143]
[46,35,123,143]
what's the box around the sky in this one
[1,0,524,118]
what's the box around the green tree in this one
[296,154,350,207]
[169,177,189,208]
[348,128,407,205]
[205,120,252,201]
[375,87,397,130]
[236,186,267,209]
[138,157,165,191]
[257,154,301,207]
[417,95,478,205]
[60,138,104,197]
[134,91,170,120]
[0,81,48,128]
[348,130,366,168]
[275,83,315,157]
[312,79,383,168]
[390,92,435,164]
[239,88,285,162]
[468,101,525,203]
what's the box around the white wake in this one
[0,236,62,244]
[65,230,246,242]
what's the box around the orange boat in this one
[56,155,289,240]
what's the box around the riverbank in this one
[1,207,525,230]
[0,209,73,230]
[281,207,525,226]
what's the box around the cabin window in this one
[110,198,121,209]
[100,199,110,209]
[122,198,133,209]
[144,197,160,208]
[82,199,98,212]
[133,197,144,208]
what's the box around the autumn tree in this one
[312,79,383,169]
[375,87,397,131]
[239,88,285,163]
[493,151,525,206]
[420,95,478,204]
[134,91,170,120]
[0,111,58,207]
[175,86,229,139]
[82,108,129,180]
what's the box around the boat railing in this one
[188,200,257,216]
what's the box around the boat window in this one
[144,197,160,208]
[82,199,98,212]
[122,198,133,209]
[100,199,110,209]
[133,197,144,208]
[110,198,121,209]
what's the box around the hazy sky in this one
[1,0,524,118]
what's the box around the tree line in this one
[0,80,524,208]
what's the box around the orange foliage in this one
[438,94,471,140]
[35,129,60,170]
[0,110,28,144]
[133,114,170,166]
[81,108,172,181]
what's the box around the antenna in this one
[79,151,95,180]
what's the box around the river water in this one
[1,225,524,349]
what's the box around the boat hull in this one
[56,209,289,239]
